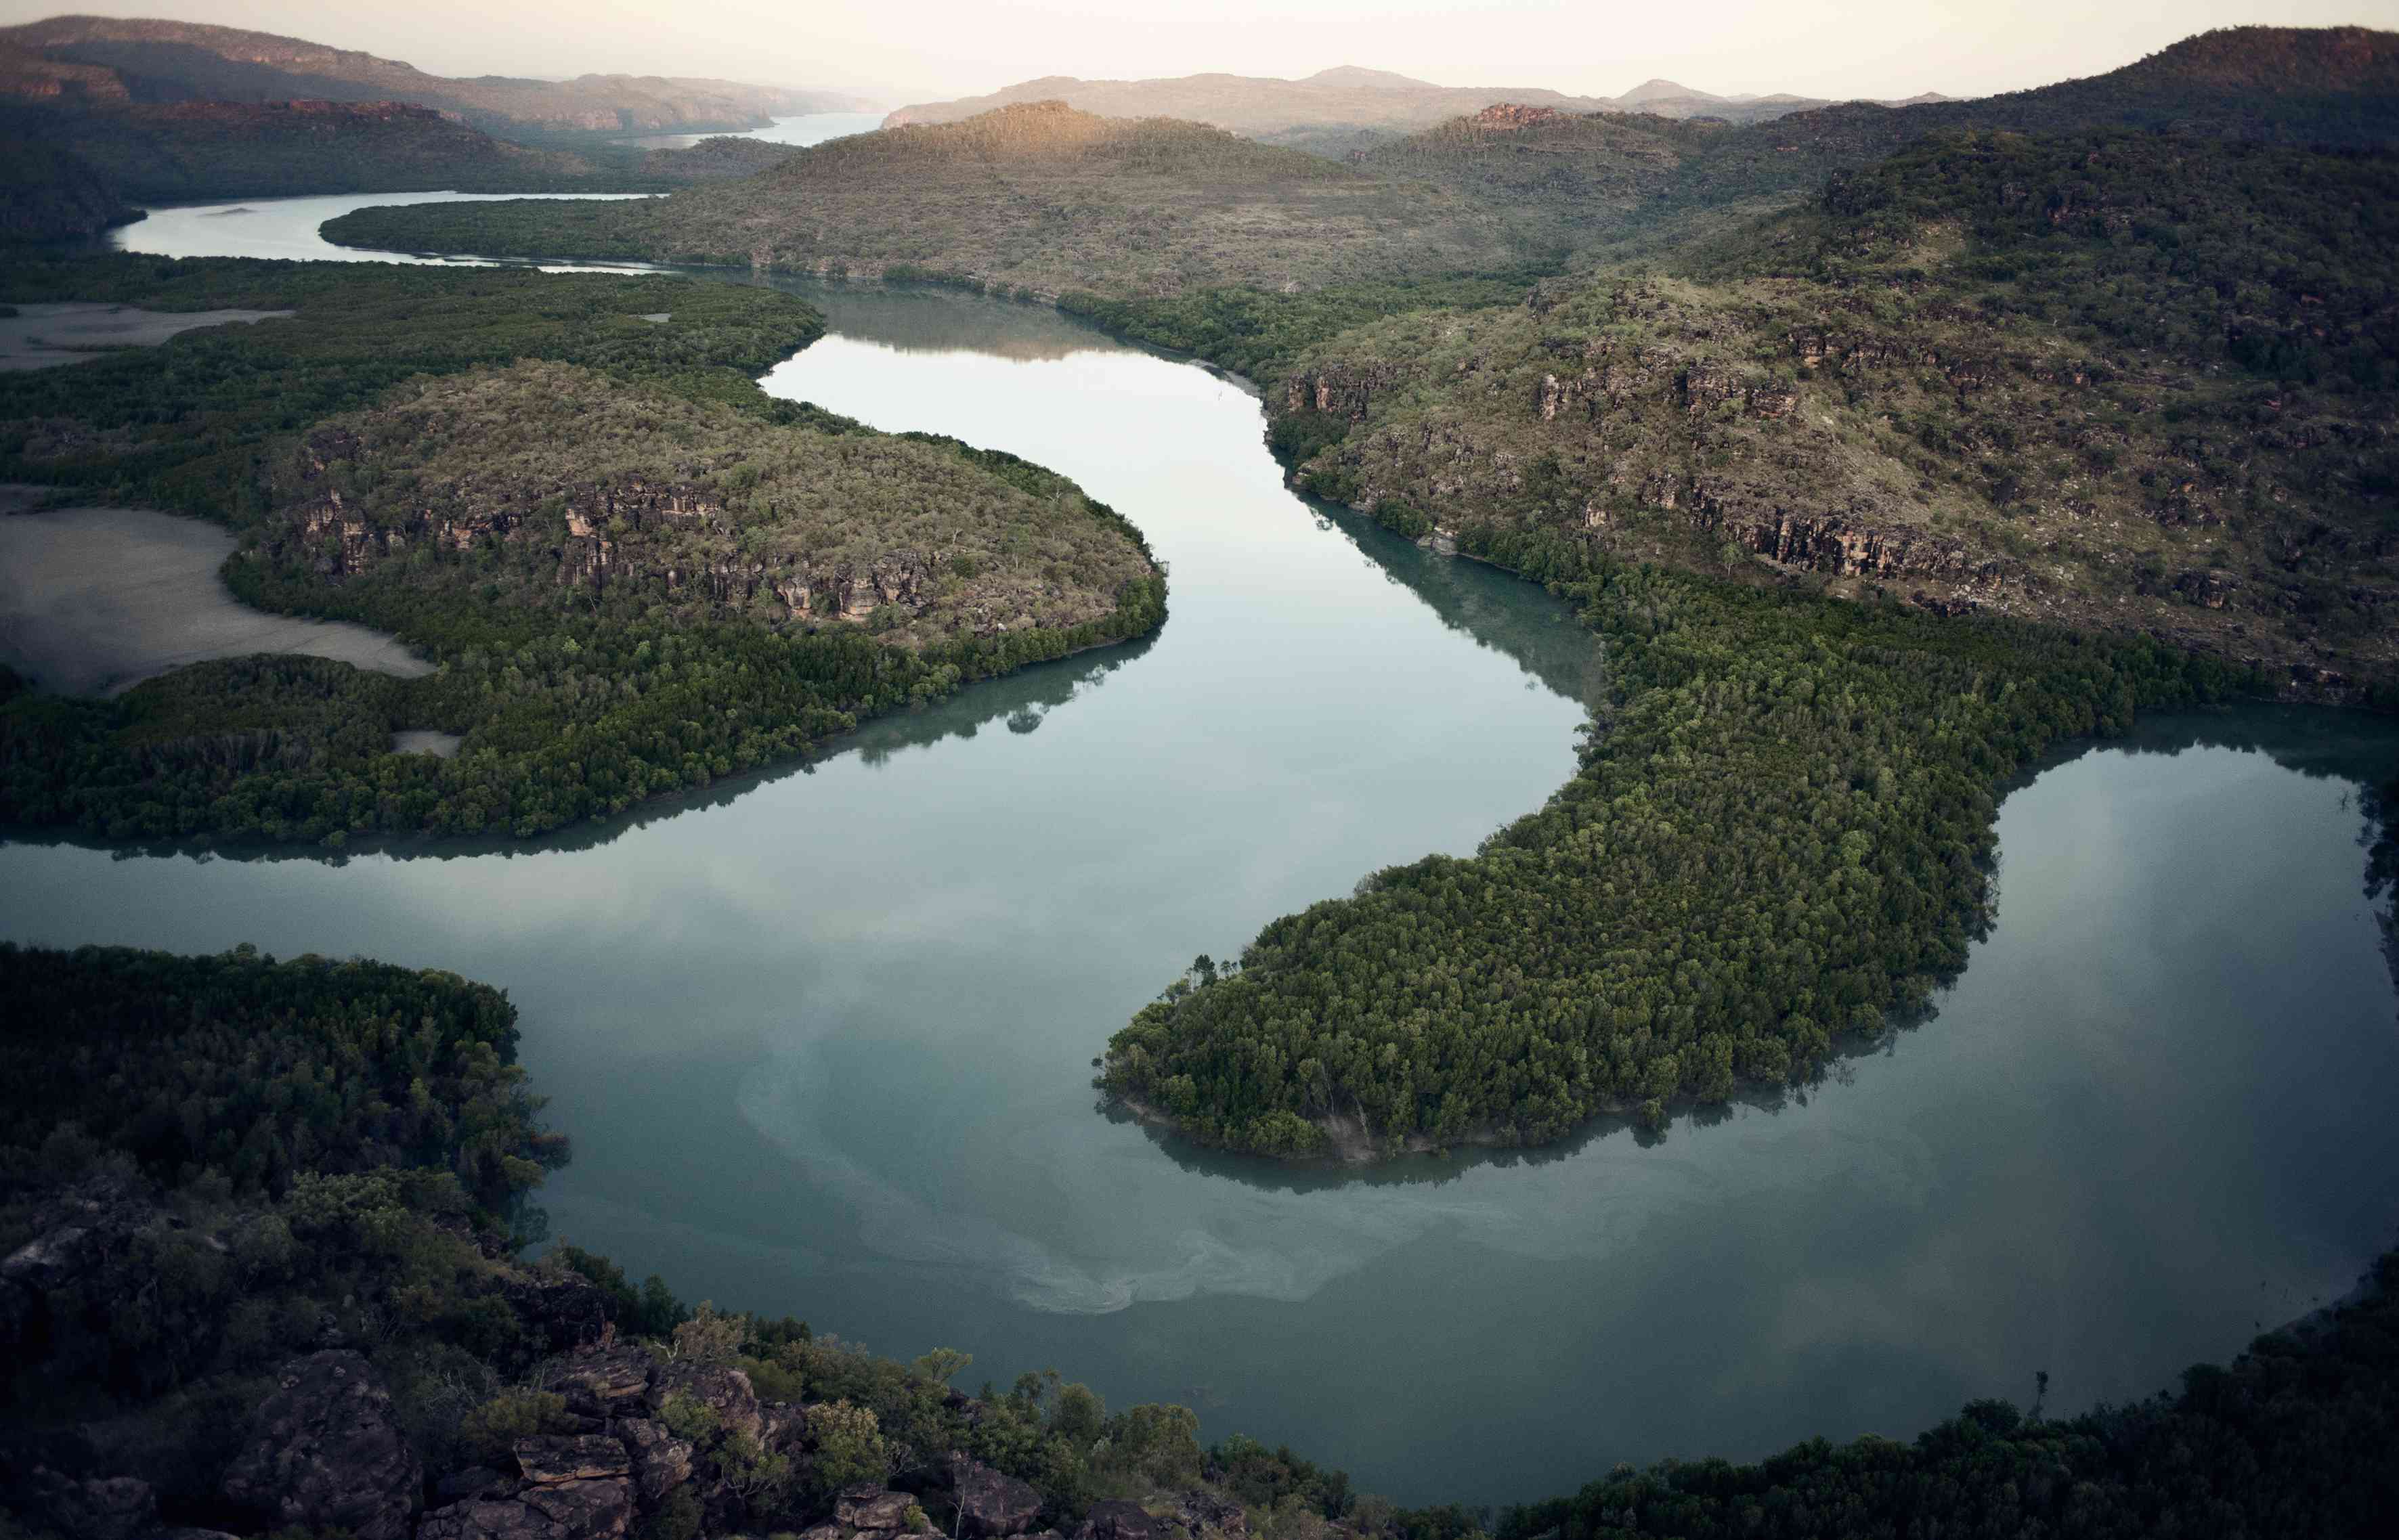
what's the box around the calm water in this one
[616,110,886,151]
[10,199,2396,1506]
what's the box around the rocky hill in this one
[0,14,864,135]
[1318,26,2399,247]
[1261,128,2399,694]
[320,102,1534,299]
[884,64,1948,155]
[0,256,1163,844]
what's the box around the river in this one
[2,196,2394,1507]
[615,110,886,152]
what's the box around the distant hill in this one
[1334,25,2399,242]
[882,66,1947,152]
[0,14,867,135]
[322,101,1536,298]
[1618,77,1710,104]
[0,97,603,202]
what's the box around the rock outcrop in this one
[950,1453,1045,1537]
[222,1350,423,1540]
[16,1468,158,1540]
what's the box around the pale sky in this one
[5,0,2396,106]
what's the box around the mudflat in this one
[0,302,295,371]
[0,500,434,695]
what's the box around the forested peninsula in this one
[6,941,2397,1539]
[1085,89,2399,1158]
[0,258,1164,844]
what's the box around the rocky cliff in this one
[265,362,1159,649]
[1261,125,2399,697]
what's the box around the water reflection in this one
[1116,701,2399,1198]
[19,196,2399,1505]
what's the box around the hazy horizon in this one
[2,0,2396,110]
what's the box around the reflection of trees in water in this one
[752,273,1121,363]
[1305,494,1610,709]
[1120,699,2399,1195]
[5,631,1163,867]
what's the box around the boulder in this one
[618,1416,695,1501]
[416,1478,632,1540]
[20,1468,156,1540]
[650,1360,762,1440]
[223,1350,420,1540]
[551,1344,655,1417]
[516,1434,632,1484]
[1077,1501,1167,1540]
[507,1269,615,1352]
[836,1484,918,1530]
[1177,1494,1247,1538]
[523,1477,634,1539]
[435,1466,517,1504]
[949,1453,1043,1537]
[420,1498,542,1540]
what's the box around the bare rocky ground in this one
[0,491,433,695]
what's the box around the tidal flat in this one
[0,500,433,696]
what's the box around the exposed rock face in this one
[553,1343,656,1417]
[516,1434,634,1484]
[505,1268,616,1354]
[1175,1493,1248,1537]
[1076,1500,1169,1540]
[416,1480,634,1540]
[18,1468,157,1540]
[836,1486,919,1530]
[652,1361,764,1440]
[617,1417,695,1502]
[223,1350,422,1540]
[950,1453,1045,1537]
[290,439,939,631]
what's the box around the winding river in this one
[2,192,2396,1506]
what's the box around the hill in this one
[1092,124,2399,1160]
[1315,26,2399,250]
[1654,24,2399,213]
[0,97,603,202]
[0,14,863,135]
[882,66,1945,154]
[0,257,1162,845]
[321,101,1536,299]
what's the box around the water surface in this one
[9,196,2396,1507]
[0,503,432,695]
[616,110,885,152]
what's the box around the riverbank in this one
[0,256,1164,847]
[6,238,2397,1502]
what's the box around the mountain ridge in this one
[882,65,1956,148]
[0,13,869,134]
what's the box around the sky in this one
[3,0,2396,106]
